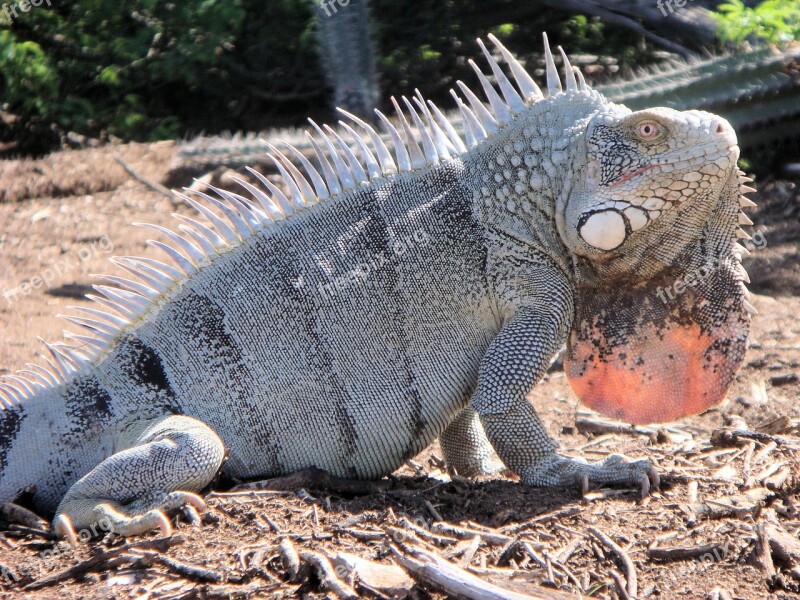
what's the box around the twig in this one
[609,570,632,600]
[457,535,482,567]
[278,538,301,582]
[432,521,512,545]
[710,428,800,449]
[24,535,184,590]
[0,503,50,532]
[587,527,637,598]
[133,550,224,583]
[647,542,726,562]
[261,514,282,533]
[391,541,575,600]
[398,517,458,546]
[113,155,173,199]
[299,550,359,600]
[575,417,655,439]
[501,507,581,535]
[531,0,696,57]
[424,500,443,522]
[229,467,390,495]
[754,523,776,577]
[338,527,385,541]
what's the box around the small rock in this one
[770,373,799,386]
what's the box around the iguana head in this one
[558,105,753,424]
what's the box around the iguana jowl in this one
[0,34,755,540]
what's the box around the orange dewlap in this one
[565,322,737,425]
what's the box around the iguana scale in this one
[0,34,755,541]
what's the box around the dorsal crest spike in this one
[308,119,356,190]
[542,33,562,96]
[337,107,397,175]
[401,96,438,164]
[304,133,343,196]
[172,213,228,250]
[426,97,467,153]
[264,142,315,203]
[476,38,525,113]
[324,124,368,183]
[390,97,426,169]
[185,187,253,238]
[574,66,588,91]
[412,93,453,158]
[280,141,329,200]
[375,108,412,171]
[558,46,578,91]
[449,90,484,147]
[486,33,542,101]
[337,121,382,179]
[467,58,511,124]
[456,80,497,134]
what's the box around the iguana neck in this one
[465,92,606,267]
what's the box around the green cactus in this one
[177,44,800,174]
[314,0,379,120]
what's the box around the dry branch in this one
[299,550,359,600]
[587,527,637,598]
[24,535,184,590]
[391,541,578,600]
[113,155,173,200]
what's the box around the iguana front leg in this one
[475,264,657,493]
[54,415,225,541]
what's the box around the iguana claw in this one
[520,453,657,497]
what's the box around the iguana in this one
[0,34,755,542]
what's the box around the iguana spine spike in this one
[456,80,498,133]
[389,97,426,168]
[468,58,512,124]
[542,33,561,95]
[476,38,524,113]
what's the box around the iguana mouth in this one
[608,144,738,187]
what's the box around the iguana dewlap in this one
[0,34,754,540]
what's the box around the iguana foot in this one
[519,453,659,497]
[54,415,225,540]
[95,490,206,537]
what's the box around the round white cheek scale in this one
[579,210,627,251]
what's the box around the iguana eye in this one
[636,121,661,140]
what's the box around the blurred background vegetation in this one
[0,0,797,157]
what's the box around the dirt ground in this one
[0,142,799,599]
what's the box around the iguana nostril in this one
[713,119,738,146]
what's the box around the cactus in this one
[175,44,800,174]
[314,0,379,120]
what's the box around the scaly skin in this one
[0,35,753,540]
